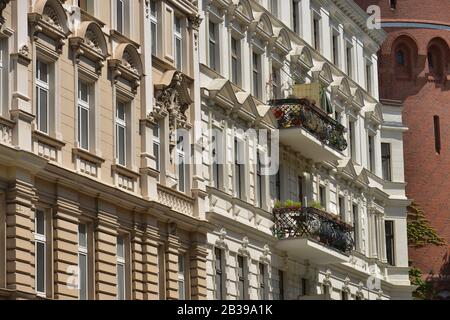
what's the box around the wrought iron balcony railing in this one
[273,206,355,254]
[270,98,348,152]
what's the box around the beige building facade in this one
[0,0,209,300]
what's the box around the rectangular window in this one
[368,135,375,173]
[116,234,126,300]
[78,223,88,300]
[332,33,339,65]
[342,291,349,300]
[177,133,186,193]
[116,0,124,33]
[278,270,284,300]
[256,153,263,208]
[434,115,441,154]
[339,196,345,221]
[259,263,266,299]
[292,0,299,33]
[252,52,261,99]
[234,138,243,199]
[116,102,127,166]
[270,0,278,17]
[349,121,356,160]
[366,62,372,94]
[178,255,186,300]
[313,18,320,51]
[36,60,49,134]
[231,37,241,85]
[78,81,90,150]
[346,44,353,77]
[237,256,246,300]
[275,169,281,201]
[153,124,160,171]
[215,248,223,300]
[174,16,183,70]
[381,143,392,181]
[150,0,158,56]
[385,220,395,266]
[79,0,94,13]
[0,39,5,116]
[272,67,281,99]
[209,21,218,71]
[353,204,359,250]
[35,210,46,295]
[212,130,221,189]
[301,278,309,296]
[319,186,326,208]
[298,176,304,203]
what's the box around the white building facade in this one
[198,0,413,300]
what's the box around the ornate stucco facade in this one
[0,0,413,300]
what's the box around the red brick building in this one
[355,0,450,296]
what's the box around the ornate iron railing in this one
[270,98,348,152]
[273,206,355,254]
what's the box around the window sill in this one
[72,147,105,165]
[32,130,65,149]
[111,163,140,180]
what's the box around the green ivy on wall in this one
[407,203,446,299]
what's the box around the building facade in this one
[199,0,412,300]
[0,0,413,300]
[355,0,450,296]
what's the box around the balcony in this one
[273,206,354,264]
[270,98,347,163]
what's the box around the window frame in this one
[116,234,127,300]
[152,123,161,172]
[252,51,262,100]
[231,37,242,86]
[150,0,158,56]
[78,223,89,300]
[208,20,219,72]
[36,60,50,134]
[214,248,224,300]
[115,101,127,166]
[381,143,392,181]
[385,220,396,266]
[77,80,91,151]
[258,263,266,299]
[174,15,183,71]
[176,132,187,193]
[237,255,247,300]
[178,254,186,300]
[116,0,125,34]
[34,209,47,296]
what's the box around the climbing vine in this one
[407,204,445,248]
[407,203,446,299]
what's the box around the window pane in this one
[38,61,48,83]
[117,103,126,121]
[36,210,45,235]
[78,224,87,248]
[117,236,125,259]
[175,38,182,70]
[79,81,89,103]
[178,154,185,192]
[79,106,89,150]
[178,280,185,300]
[117,126,126,166]
[117,263,125,300]
[151,22,157,55]
[178,255,185,273]
[117,0,123,33]
[36,242,45,293]
[38,88,48,134]
[153,142,160,171]
[79,253,88,300]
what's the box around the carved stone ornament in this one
[0,0,10,27]
[150,70,193,152]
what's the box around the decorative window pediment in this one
[292,45,313,70]
[331,77,351,101]
[29,0,70,53]
[365,103,383,126]
[109,43,143,93]
[350,87,364,109]
[251,12,273,41]
[272,27,291,56]
[229,0,253,26]
[312,62,333,85]
[70,21,108,75]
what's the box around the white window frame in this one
[365,58,373,94]
[178,255,186,300]
[271,67,281,99]
[208,20,219,71]
[78,223,89,300]
[0,38,6,117]
[345,41,353,77]
[270,0,278,18]
[116,234,126,300]
[116,101,127,166]
[258,262,266,299]
[150,0,158,56]
[153,123,161,172]
[36,60,50,134]
[174,16,183,71]
[78,80,90,151]
[34,209,46,295]
[116,0,125,33]
[231,37,241,85]
[252,52,262,99]
[176,133,186,193]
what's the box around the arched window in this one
[396,50,405,66]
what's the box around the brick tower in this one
[355,0,450,296]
